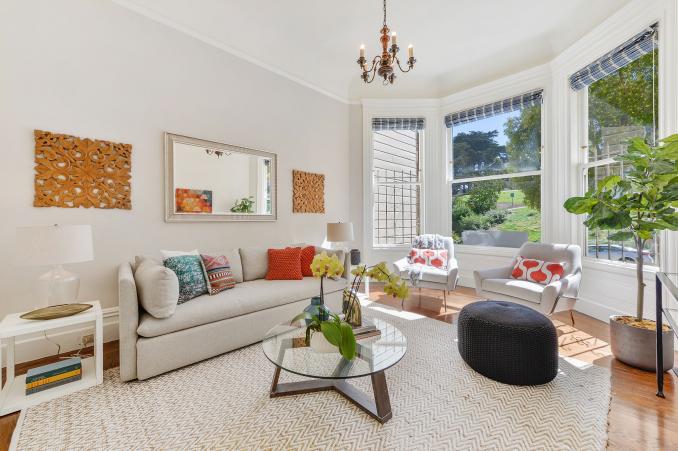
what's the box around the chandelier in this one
[357,0,416,84]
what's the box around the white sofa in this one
[118,246,349,381]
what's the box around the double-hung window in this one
[371,117,424,247]
[571,24,659,265]
[445,91,543,248]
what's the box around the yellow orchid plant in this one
[310,251,345,306]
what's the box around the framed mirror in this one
[165,133,277,222]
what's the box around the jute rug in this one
[12,302,611,450]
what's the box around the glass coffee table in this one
[262,317,406,423]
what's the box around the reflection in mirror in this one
[165,133,277,222]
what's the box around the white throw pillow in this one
[160,249,199,261]
[134,256,180,318]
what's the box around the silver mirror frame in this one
[164,132,277,222]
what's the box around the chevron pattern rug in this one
[12,303,611,450]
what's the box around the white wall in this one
[0,0,349,358]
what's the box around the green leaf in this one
[608,231,634,242]
[599,175,622,191]
[660,133,678,143]
[289,312,313,325]
[338,322,356,360]
[564,197,596,214]
[320,321,342,347]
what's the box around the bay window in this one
[445,90,543,247]
[572,24,659,265]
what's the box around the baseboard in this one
[1,307,119,367]
[574,297,625,322]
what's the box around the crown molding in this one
[111,0,351,105]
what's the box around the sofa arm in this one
[541,273,581,313]
[118,262,139,382]
[473,265,514,295]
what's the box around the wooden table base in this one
[269,367,393,423]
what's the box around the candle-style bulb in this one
[391,32,397,46]
[360,44,365,58]
[408,44,414,58]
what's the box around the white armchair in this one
[393,236,459,311]
[473,242,582,321]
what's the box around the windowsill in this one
[454,244,517,258]
[582,256,659,275]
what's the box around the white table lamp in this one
[327,222,354,251]
[15,224,94,306]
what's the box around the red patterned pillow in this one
[511,256,565,285]
[300,245,315,277]
[266,247,303,280]
[408,248,448,270]
[200,254,236,295]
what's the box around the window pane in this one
[451,105,541,180]
[372,130,421,247]
[373,183,420,246]
[584,45,659,266]
[451,175,541,247]
[587,49,658,161]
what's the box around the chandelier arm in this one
[394,56,413,73]
[363,55,381,73]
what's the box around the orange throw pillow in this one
[300,246,315,277]
[266,247,303,280]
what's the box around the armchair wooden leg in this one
[443,290,447,312]
[418,287,422,307]
[569,309,575,327]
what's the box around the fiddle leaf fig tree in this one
[564,135,678,321]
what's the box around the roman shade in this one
[569,24,657,91]
[372,117,425,131]
[444,90,543,128]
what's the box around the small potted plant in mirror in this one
[564,135,678,371]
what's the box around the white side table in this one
[0,301,103,415]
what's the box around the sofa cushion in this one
[137,277,347,338]
[266,247,303,280]
[240,247,268,281]
[134,256,179,319]
[481,278,543,304]
[163,255,208,303]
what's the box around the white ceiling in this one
[115,0,630,103]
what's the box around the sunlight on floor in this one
[553,319,613,366]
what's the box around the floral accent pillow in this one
[164,255,208,303]
[511,256,565,285]
[408,248,448,270]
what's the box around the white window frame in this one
[370,128,424,249]
[445,93,546,250]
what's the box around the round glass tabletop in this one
[262,317,407,380]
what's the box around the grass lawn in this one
[498,206,541,242]
[497,189,524,208]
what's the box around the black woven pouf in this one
[457,300,558,386]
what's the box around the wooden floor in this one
[0,287,676,450]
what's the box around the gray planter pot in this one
[609,315,674,372]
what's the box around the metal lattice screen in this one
[372,130,421,246]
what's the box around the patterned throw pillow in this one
[511,257,565,285]
[266,247,303,280]
[163,255,208,303]
[300,246,315,277]
[200,254,236,295]
[408,248,448,270]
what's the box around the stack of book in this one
[25,357,82,395]
[353,322,381,340]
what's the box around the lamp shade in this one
[327,222,354,242]
[15,224,94,267]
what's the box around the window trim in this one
[370,126,425,250]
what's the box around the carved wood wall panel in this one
[292,170,325,213]
[33,130,132,209]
